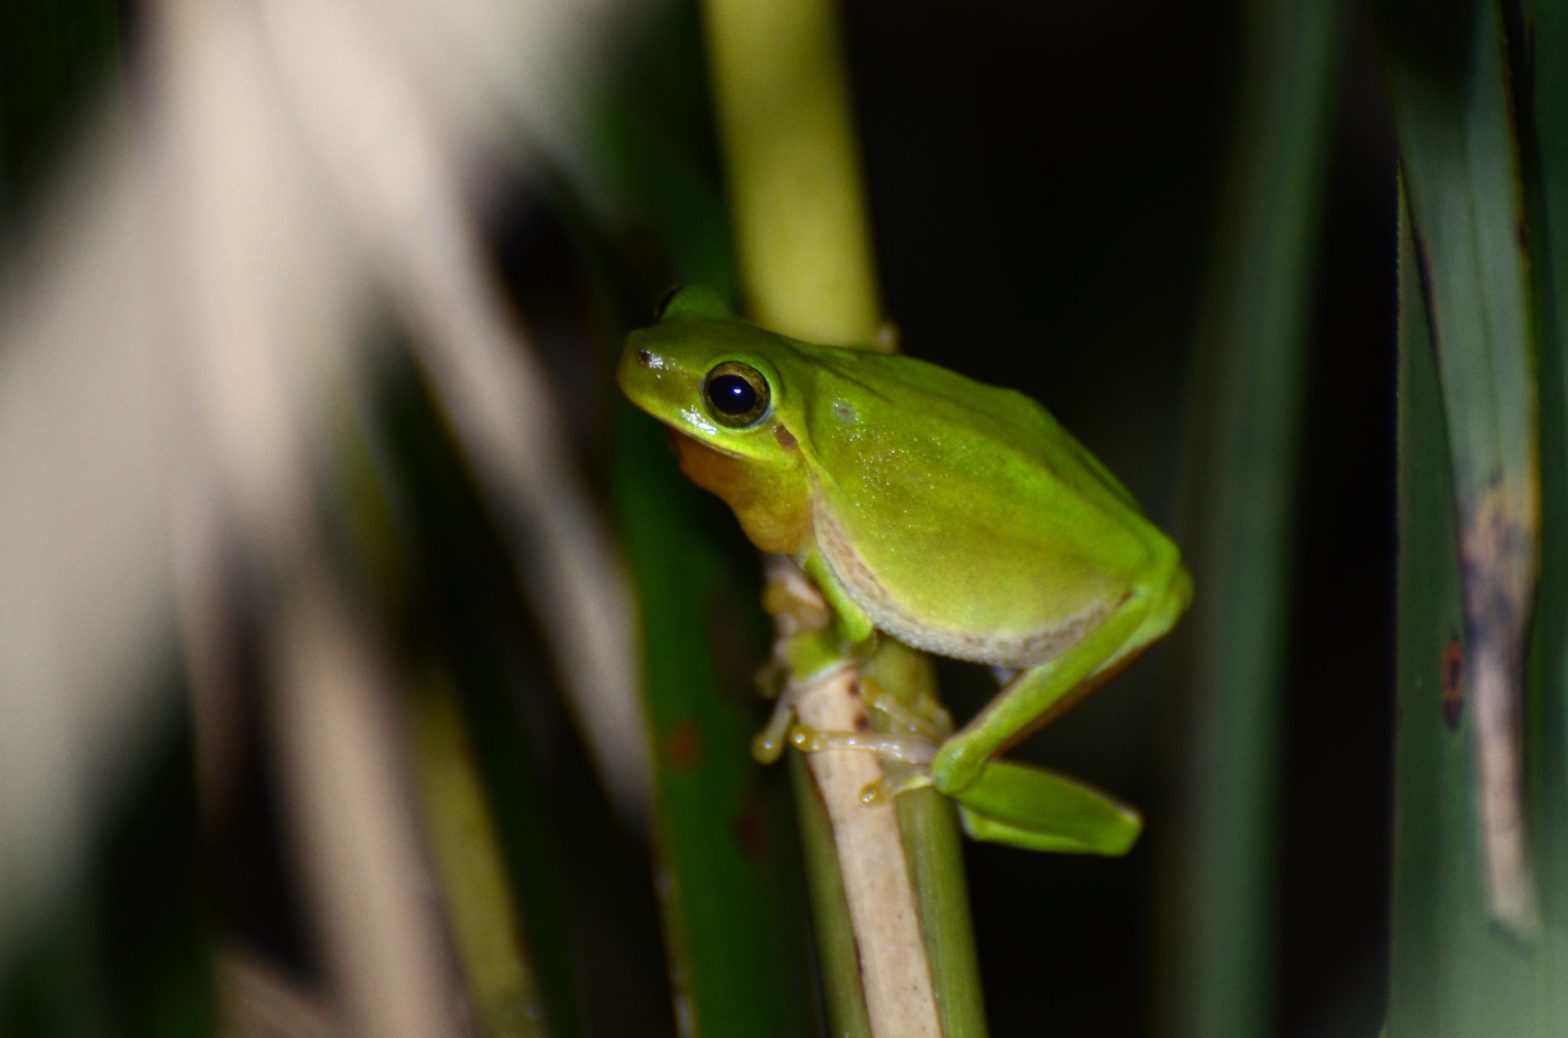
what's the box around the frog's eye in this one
[703,361,771,427]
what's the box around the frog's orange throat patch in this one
[667,427,812,556]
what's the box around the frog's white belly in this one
[812,497,1112,669]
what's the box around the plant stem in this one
[699,0,984,1033]
[701,0,880,348]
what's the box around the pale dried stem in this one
[767,561,942,1036]
[794,673,942,1037]
[251,0,648,820]
[0,0,644,995]
[268,571,467,1038]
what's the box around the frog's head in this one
[618,285,802,458]
[619,285,813,554]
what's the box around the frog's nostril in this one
[637,348,654,367]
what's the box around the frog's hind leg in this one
[933,562,1192,798]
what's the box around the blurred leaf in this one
[1167,0,1340,1033]
[1383,0,1540,936]
[1,701,214,1038]
[365,359,619,1038]
[1523,0,1568,1017]
[589,9,820,1034]
[407,670,551,1038]
[0,0,118,228]
[1390,182,1543,1035]
[583,0,735,299]
[612,407,817,1037]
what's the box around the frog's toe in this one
[786,725,939,767]
[859,679,952,740]
[952,761,1141,856]
[751,685,801,763]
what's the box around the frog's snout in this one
[617,333,661,396]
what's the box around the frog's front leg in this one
[752,551,877,764]
[801,549,874,645]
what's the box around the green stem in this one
[407,669,550,1038]
[701,0,880,347]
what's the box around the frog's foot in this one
[856,768,935,806]
[786,724,939,766]
[786,723,940,806]
[858,679,952,740]
[751,686,800,764]
[753,649,857,762]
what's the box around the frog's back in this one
[784,342,1177,666]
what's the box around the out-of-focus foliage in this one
[19,0,1544,1031]
[1163,1,1340,1034]
[1386,0,1568,1032]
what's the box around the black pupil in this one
[708,373,757,415]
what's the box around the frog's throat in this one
[668,429,812,555]
[811,497,1110,669]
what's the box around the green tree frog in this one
[618,286,1192,855]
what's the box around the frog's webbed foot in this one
[784,724,939,806]
[787,725,939,766]
[752,680,941,766]
[859,677,952,740]
[755,670,949,782]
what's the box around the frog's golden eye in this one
[703,361,771,427]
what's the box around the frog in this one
[617,285,1192,854]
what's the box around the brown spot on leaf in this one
[1441,636,1463,731]
[665,718,703,774]
[733,792,770,859]
[1448,411,1542,934]
[1456,477,1534,660]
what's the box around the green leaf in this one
[1383,0,1540,944]
[612,407,817,1037]
[1167,0,1340,1033]
[1391,180,1542,1037]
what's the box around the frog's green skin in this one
[618,286,1192,855]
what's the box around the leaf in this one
[1382,0,1540,936]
